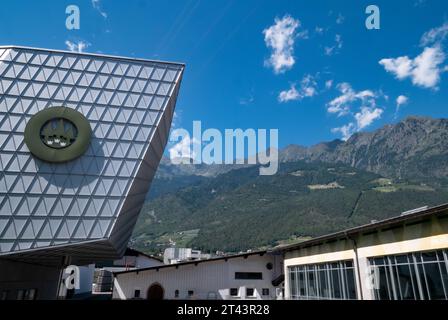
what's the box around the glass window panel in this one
[395,254,409,264]
[440,262,448,297]
[395,264,417,299]
[318,270,329,298]
[290,269,297,298]
[331,269,342,299]
[346,268,357,299]
[307,269,317,298]
[422,252,438,262]
[376,266,392,300]
[423,263,446,299]
[416,264,429,300]
[373,257,384,265]
[298,272,306,296]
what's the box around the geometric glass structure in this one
[0,46,184,265]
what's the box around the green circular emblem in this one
[24,107,92,163]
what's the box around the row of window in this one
[288,260,357,300]
[0,288,38,300]
[287,249,448,300]
[370,249,448,300]
[230,288,270,297]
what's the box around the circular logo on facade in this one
[24,107,92,163]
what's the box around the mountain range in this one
[132,116,448,253]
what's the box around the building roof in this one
[123,248,163,262]
[113,250,270,275]
[0,45,185,67]
[278,203,448,253]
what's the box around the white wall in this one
[113,253,281,300]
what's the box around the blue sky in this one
[1,0,448,149]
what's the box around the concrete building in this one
[282,203,448,300]
[163,247,211,264]
[113,250,285,300]
[0,46,184,299]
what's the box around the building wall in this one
[113,253,282,300]
[0,258,61,299]
[284,214,448,300]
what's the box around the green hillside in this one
[131,160,448,253]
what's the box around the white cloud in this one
[325,79,333,89]
[169,135,200,161]
[336,13,345,24]
[379,56,413,79]
[278,85,299,102]
[354,106,383,130]
[239,93,255,105]
[328,83,384,140]
[315,26,324,34]
[263,15,303,74]
[324,34,343,56]
[65,40,90,53]
[379,46,445,89]
[395,95,409,115]
[420,22,448,46]
[331,123,355,141]
[327,82,370,116]
[278,74,317,103]
[396,95,409,108]
[92,0,107,18]
[171,110,182,128]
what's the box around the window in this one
[288,260,357,300]
[369,249,448,300]
[27,289,37,300]
[174,290,179,298]
[0,290,9,300]
[188,290,194,297]
[134,289,141,298]
[246,288,255,297]
[17,290,25,300]
[262,288,270,296]
[229,288,238,296]
[235,272,263,280]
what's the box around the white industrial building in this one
[113,250,285,300]
[282,203,448,300]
